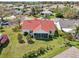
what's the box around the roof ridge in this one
[33,21,42,32]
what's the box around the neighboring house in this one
[3,15,16,20]
[14,10,23,15]
[54,19,79,33]
[13,6,24,10]
[54,18,79,39]
[21,19,56,39]
[11,8,23,15]
[40,10,52,18]
[24,10,32,15]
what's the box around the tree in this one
[63,32,73,41]
[56,12,64,18]
[63,7,77,19]
[0,26,4,32]
[16,15,22,28]
[75,26,79,34]
[12,25,21,32]
[53,5,61,13]
[74,26,79,39]
[31,7,36,16]
[76,11,79,19]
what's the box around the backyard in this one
[0,26,69,58]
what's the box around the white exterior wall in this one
[62,28,73,33]
[22,29,55,39]
[33,29,48,33]
[54,21,61,30]
[33,29,49,39]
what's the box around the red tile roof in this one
[21,18,56,32]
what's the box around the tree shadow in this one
[0,40,9,54]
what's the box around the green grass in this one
[38,46,68,58]
[70,41,79,48]
[0,26,68,58]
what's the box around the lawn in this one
[69,41,79,48]
[0,26,69,58]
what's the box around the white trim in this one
[33,29,48,33]
[62,28,73,33]
[54,22,61,30]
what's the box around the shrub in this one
[0,26,5,32]
[59,31,65,37]
[27,39,34,44]
[17,33,25,43]
[23,53,28,58]
[66,42,73,47]
[38,47,46,54]
[23,51,38,58]
[46,46,53,50]
[0,26,3,29]
[24,32,28,36]
[0,29,5,32]
[23,46,52,58]
[12,26,21,32]
[56,13,64,18]
[26,34,34,44]
[54,30,59,37]
[63,33,74,41]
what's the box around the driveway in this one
[54,46,79,58]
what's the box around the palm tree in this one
[31,7,36,16]
[26,34,34,44]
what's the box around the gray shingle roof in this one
[59,19,79,28]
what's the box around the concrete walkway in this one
[54,46,79,58]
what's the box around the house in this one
[24,10,32,15]
[40,10,52,15]
[3,15,16,20]
[54,18,79,39]
[21,19,56,39]
[54,19,79,33]
[14,10,23,15]
[40,10,52,18]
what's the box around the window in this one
[34,33,48,39]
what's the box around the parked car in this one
[0,33,9,46]
[0,21,10,26]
